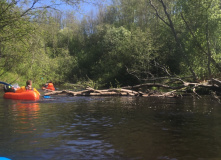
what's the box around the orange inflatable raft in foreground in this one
[4,90,40,100]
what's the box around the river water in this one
[0,90,221,160]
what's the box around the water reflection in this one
[12,102,40,118]
[11,102,40,133]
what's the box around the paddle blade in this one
[0,81,11,86]
[44,95,51,98]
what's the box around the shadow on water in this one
[0,90,221,160]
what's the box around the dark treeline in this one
[1,0,221,88]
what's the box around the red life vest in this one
[46,83,55,91]
[47,83,54,88]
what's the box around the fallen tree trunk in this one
[210,78,221,88]
[44,88,139,96]
[44,78,221,103]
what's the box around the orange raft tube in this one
[46,86,55,91]
[4,90,40,100]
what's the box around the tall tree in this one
[178,0,221,78]
[149,0,197,80]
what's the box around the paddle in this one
[0,81,12,86]
[0,157,11,160]
[43,95,51,98]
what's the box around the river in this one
[0,90,221,160]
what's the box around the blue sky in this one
[28,0,111,20]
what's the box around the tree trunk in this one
[149,0,197,80]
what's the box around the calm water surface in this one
[0,91,221,160]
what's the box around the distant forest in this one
[1,0,221,88]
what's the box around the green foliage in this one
[179,0,221,78]
[82,25,157,86]
[1,0,221,89]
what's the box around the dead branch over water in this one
[44,78,221,103]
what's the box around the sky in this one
[28,0,112,20]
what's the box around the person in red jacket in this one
[43,81,55,91]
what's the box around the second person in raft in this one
[16,80,40,95]
[43,81,55,91]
